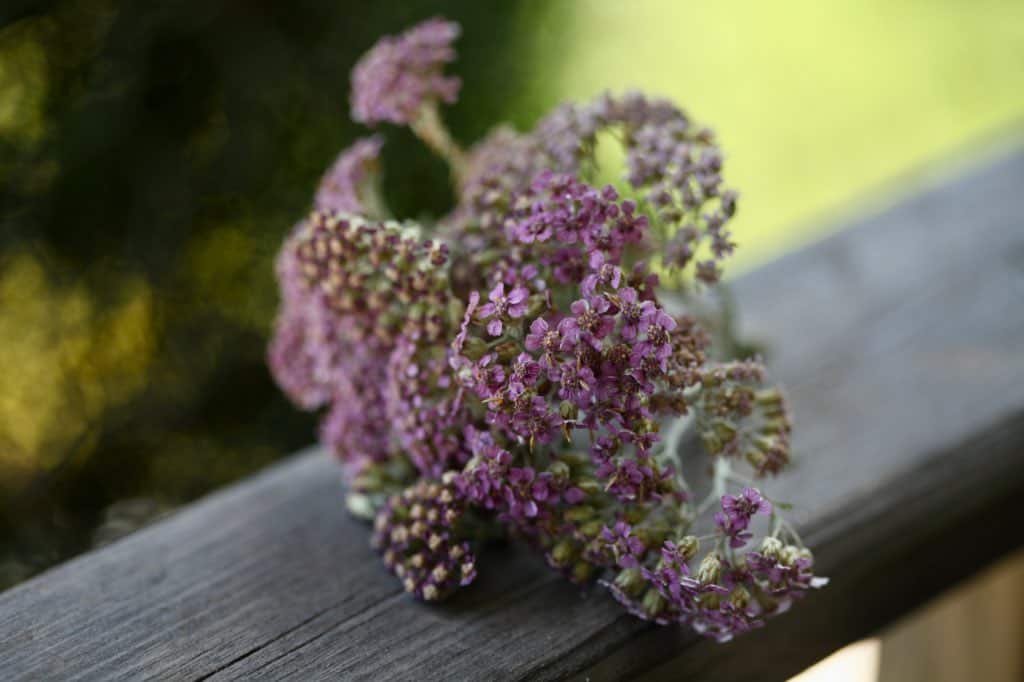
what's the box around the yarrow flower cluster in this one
[351,18,461,126]
[269,17,826,642]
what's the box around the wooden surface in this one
[2,147,1024,681]
[877,548,1024,682]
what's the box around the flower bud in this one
[702,431,723,455]
[572,561,594,583]
[526,295,547,318]
[494,340,521,361]
[755,388,784,408]
[461,337,489,361]
[676,535,700,562]
[576,479,603,496]
[760,536,783,561]
[780,544,801,566]
[744,449,767,470]
[729,586,751,610]
[346,492,377,520]
[641,588,667,618]
[712,419,736,442]
[550,540,575,566]
[697,553,722,584]
[564,505,595,523]
[548,460,570,483]
[613,566,644,594]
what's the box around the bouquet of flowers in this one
[269,17,825,642]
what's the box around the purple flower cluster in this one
[290,211,451,345]
[372,476,477,601]
[598,493,824,640]
[267,16,824,642]
[695,360,793,476]
[269,205,454,476]
[314,135,384,214]
[447,91,737,285]
[456,427,585,527]
[385,339,470,478]
[449,194,705,504]
[351,18,461,126]
[716,487,772,548]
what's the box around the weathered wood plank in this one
[2,147,1024,681]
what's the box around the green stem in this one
[660,413,694,494]
[696,457,731,515]
[410,103,466,182]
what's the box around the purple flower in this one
[267,304,330,410]
[632,307,677,368]
[692,600,764,643]
[314,136,384,214]
[510,395,561,446]
[351,18,462,126]
[451,291,480,356]
[477,282,529,336]
[509,353,542,394]
[469,354,506,399]
[716,488,771,548]
[564,487,586,504]
[524,317,560,355]
[555,362,596,407]
[722,487,772,520]
[506,467,541,518]
[615,287,655,342]
[385,339,469,478]
[600,521,646,568]
[581,254,624,296]
[559,297,614,350]
[715,512,754,549]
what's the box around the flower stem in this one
[411,103,466,181]
[696,457,731,515]
[661,413,694,493]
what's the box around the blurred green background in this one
[1,0,1022,589]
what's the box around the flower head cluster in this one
[372,476,477,601]
[599,494,826,641]
[290,211,451,345]
[448,91,737,285]
[268,16,825,642]
[314,135,384,214]
[351,18,461,126]
[456,427,585,527]
[695,360,793,475]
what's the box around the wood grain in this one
[2,147,1024,681]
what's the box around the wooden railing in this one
[2,147,1023,681]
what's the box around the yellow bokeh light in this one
[0,252,154,486]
